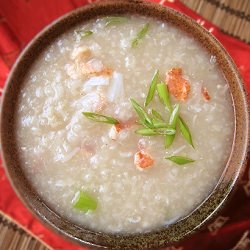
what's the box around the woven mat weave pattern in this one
[0,212,51,250]
[180,0,250,43]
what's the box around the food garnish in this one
[157,73,194,148]
[156,82,172,112]
[166,67,190,101]
[114,123,123,132]
[135,128,159,136]
[131,23,150,48]
[82,112,119,124]
[157,84,193,148]
[179,117,194,148]
[151,109,164,122]
[75,30,93,39]
[82,60,113,77]
[144,69,159,107]
[130,98,155,128]
[105,16,129,27]
[201,86,211,101]
[72,190,97,212]
[135,127,176,136]
[129,69,195,165]
[152,122,171,129]
[165,156,195,165]
[71,46,91,61]
[82,68,195,167]
[109,123,124,140]
[165,104,180,148]
[134,150,154,170]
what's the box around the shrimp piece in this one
[109,123,124,140]
[65,63,80,79]
[70,47,113,78]
[83,59,104,75]
[109,118,137,140]
[134,150,154,171]
[67,47,92,79]
[115,123,123,132]
[99,67,113,77]
[82,59,113,77]
[201,86,211,101]
[80,92,107,112]
[166,67,191,101]
[71,46,91,61]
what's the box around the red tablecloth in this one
[0,0,250,249]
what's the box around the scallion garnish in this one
[165,104,180,148]
[157,82,172,112]
[156,128,176,135]
[136,127,176,136]
[151,109,164,122]
[130,98,153,128]
[135,128,159,136]
[80,69,195,166]
[131,23,150,48]
[179,117,194,148]
[72,191,97,212]
[169,104,180,125]
[152,122,169,129]
[105,16,128,27]
[82,112,119,124]
[144,70,159,107]
[165,155,195,165]
[76,30,93,39]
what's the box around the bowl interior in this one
[1,0,249,249]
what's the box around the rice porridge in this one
[16,16,234,233]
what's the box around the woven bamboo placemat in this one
[0,211,51,250]
[180,0,250,43]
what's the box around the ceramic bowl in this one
[1,0,249,249]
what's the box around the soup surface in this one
[16,16,234,233]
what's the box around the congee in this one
[16,16,234,233]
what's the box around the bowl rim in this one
[1,0,249,249]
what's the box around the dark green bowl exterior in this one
[1,0,249,249]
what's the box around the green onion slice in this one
[165,155,195,165]
[135,128,159,136]
[156,128,176,135]
[131,23,150,48]
[157,82,172,112]
[76,30,93,38]
[144,70,159,107]
[151,109,164,121]
[152,122,169,129]
[130,98,153,128]
[165,131,175,148]
[165,104,180,148]
[105,16,128,27]
[169,104,180,125]
[179,117,194,148]
[82,112,119,124]
[72,191,97,212]
[136,128,176,136]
